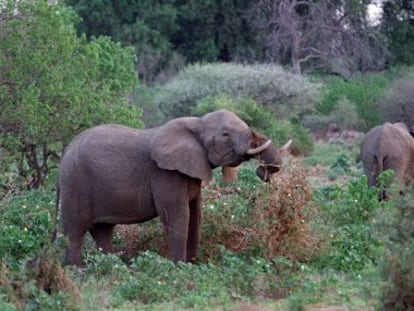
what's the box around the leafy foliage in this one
[109,250,298,308]
[376,66,414,126]
[382,1,414,66]
[376,185,414,310]
[66,0,258,85]
[65,0,412,82]
[155,62,321,121]
[0,191,55,268]
[313,175,387,272]
[315,73,391,131]
[304,97,364,132]
[0,0,142,189]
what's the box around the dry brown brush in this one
[114,161,322,263]
[0,249,80,309]
[252,161,321,261]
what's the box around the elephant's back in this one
[59,124,154,184]
[380,123,414,155]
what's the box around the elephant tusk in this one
[259,163,281,169]
[246,139,272,155]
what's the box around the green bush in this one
[0,191,55,268]
[193,95,314,155]
[155,63,321,121]
[316,73,391,131]
[313,175,385,272]
[376,186,414,310]
[376,67,414,126]
[304,97,364,131]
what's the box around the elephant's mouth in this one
[226,158,244,167]
[218,151,247,167]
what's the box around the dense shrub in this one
[376,186,414,310]
[316,73,391,131]
[0,248,79,311]
[304,97,364,132]
[198,161,321,262]
[155,63,321,121]
[194,95,314,155]
[376,67,414,126]
[0,191,55,267]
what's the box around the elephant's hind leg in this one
[64,228,86,266]
[89,223,115,253]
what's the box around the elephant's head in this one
[150,110,283,182]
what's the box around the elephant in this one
[359,122,414,199]
[53,109,286,265]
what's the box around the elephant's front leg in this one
[158,202,190,263]
[152,175,191,263]
[187,194,201,262]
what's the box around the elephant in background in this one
[359,122,414,199]
[54,110,286,265]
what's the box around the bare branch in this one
[249,0,388,74]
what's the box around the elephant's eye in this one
[222,132,230,137]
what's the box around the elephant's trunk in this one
[249,133,287,182]
[255,144,283,182]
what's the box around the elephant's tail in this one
[50,182,60,243]
[374,154,386,185]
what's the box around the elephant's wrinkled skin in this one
[359,122,414,198]
[55,110,284,265]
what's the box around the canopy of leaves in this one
[64,0,412,84]
[65,0,258,85]
[0,0,142,189]
[382,1,414,65]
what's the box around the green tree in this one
[0,0,142,190]
[382,1,414,65]
[65,0,259,84]
[65,0,181,85]
[172,0,258,63]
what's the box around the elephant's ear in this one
[150,117,213,182]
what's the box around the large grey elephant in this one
[359,122,414,199]
[54,110,285,265]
